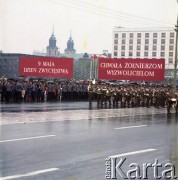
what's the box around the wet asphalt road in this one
[0,102,178,180]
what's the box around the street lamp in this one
[173,14,178,95]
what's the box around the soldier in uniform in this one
[67,83,73,101]
[113,86,119,107]
[127,89,132,108]
[61,82,68,101]
[15,80,23,102]
[144,89,151,108]
[105,85,112,106]
[96,84,102,106]
[88,82,94,105]
[5,80,12,102]
[101,84,107,105]
[83,82,88,101]
[1,80,6,102]
[167,92,176,113]
[176,92,178,113]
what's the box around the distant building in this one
[64,35,76,54]
[113,27,176,69]
[46,30,60,57]
[0,53,37,78]
[33,50,46,56]
[73,53,92,80]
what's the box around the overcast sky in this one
[0,0,178,55]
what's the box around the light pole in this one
[173,15,178,95]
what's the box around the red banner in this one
[19,57,73,78]
[98,58,165,81]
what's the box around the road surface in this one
[0,102,178,179]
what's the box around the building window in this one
[145,39,149,44]
[114,52,118,56]
[145,33,149,38]
[136,52,140,57]
[137,39,141,44]
[114,40,118,44]
[169,45,174,51]
[170,32,174,38]
[144,45,149,51]
[161,33,166,38]
[170,39,174,44]
[115,33,118,38]
[144,52,148,57]
[137,33,141,38]
[114,46,118,50]
[153,33,157,38]
[129,46,133,50]
[137,45,141,50]
[130,33,134,38]
[153,39,157,44]
[161,45,165,50]
[169,52,173,57]
[122,39,126,44]
[121,52,125,57]
[161,39,165,44]
[152,45,157,51]
[129,39,133,44]
[169,58,173,63]
[160,52,165,57]
[122,33,126,38]
[129,52,133,57]
[152,52,156,57]
[121,46,125,50]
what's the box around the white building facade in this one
[112,27,176,69]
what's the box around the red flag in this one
[91,54,98,60]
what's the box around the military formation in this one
[0,77,178,113]
[88,82,178,113]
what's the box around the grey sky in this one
[0,0,178,55]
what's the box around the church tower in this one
[64,33,76,54]
[46,29,59,57]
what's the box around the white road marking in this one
[0,135,56,143]
[0,168,59,180]
[114,125,147,130]
[109,149,157,159]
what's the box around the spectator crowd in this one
[0,78,89,103]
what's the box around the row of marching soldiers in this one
[88,82,178,110]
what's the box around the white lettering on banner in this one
[38,68,68,74]
[100,63,122,68]
[42,61,55,67]
[124,63,163,69]
[106,70,154,77]
[100,62,163,69]
[24,68,37,73]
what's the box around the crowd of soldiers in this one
[0,77,178,112]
